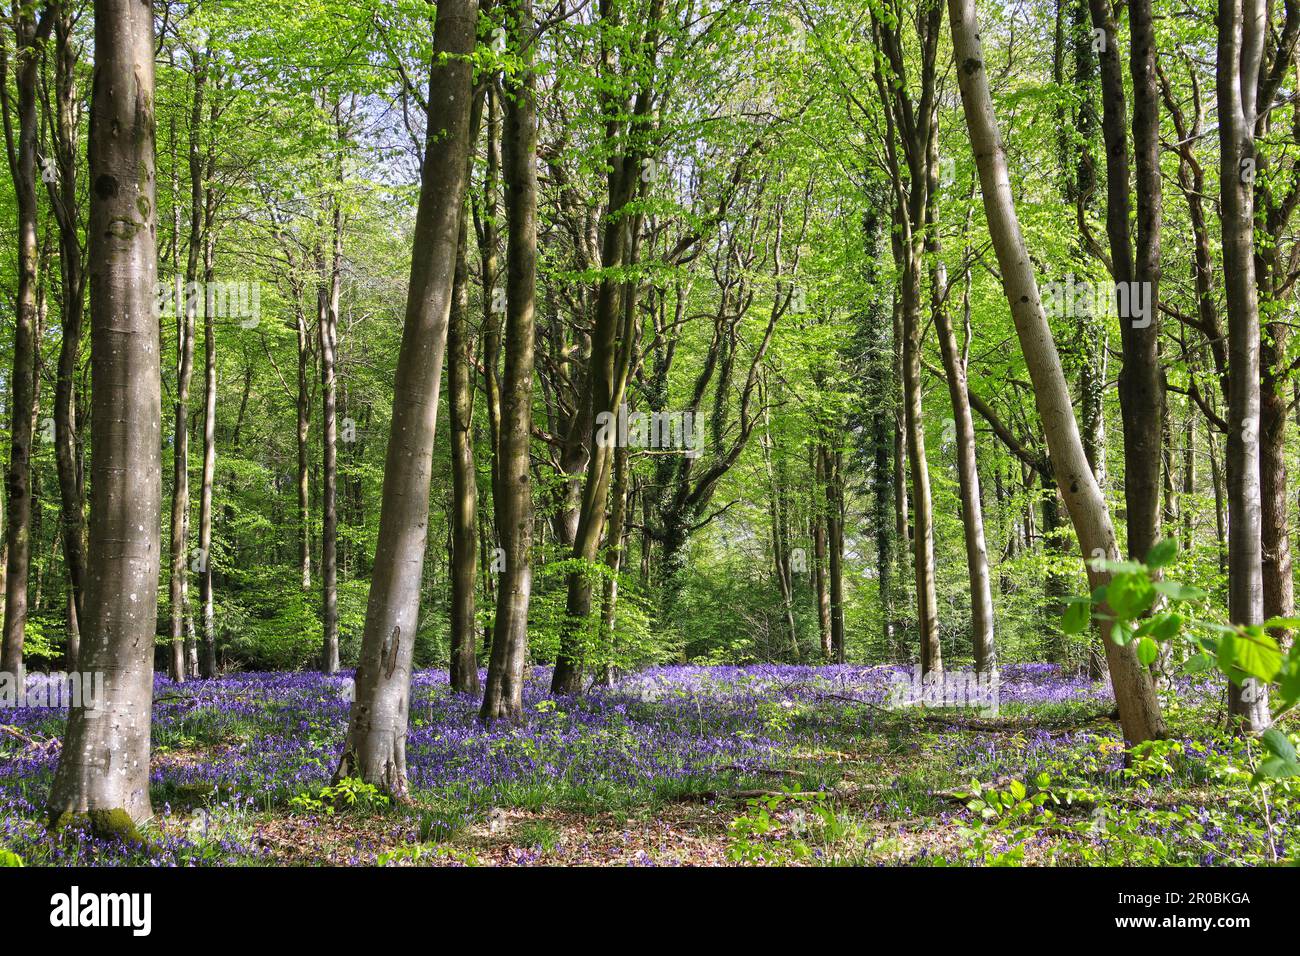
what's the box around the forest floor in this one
[1,663,1296,866]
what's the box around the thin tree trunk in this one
[168,57,207,681]
[0,2,52,687]
[1088,0,1165,566]
[596,442,630,685]
[318,195,342,674]
[812,442,832,660]
[1219,0,1272,731]
[551,0,662,694]
[333,0,479,794]
[824,444,847,664]
[481,0,538,724]
[49,0,160,830]
[45,1,86,671]
[449,135,481,695]
[297,300,311,589]
[927,143,995,675]
[198,237,218,678]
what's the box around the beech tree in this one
[335,0,480,793]
[48,0,160,830]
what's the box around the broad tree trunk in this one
[481,0,538,724]
[334,0,479,794]
[1218,0,1272,731]
[948,0,1165,744]
[49,0,160,830]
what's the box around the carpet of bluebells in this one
[1,663,1296,866]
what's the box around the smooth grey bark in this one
[481,0,539,724]
[198,237,217,678]
[1219,0,1273,731]
[297,299,311,590]
[947,0,1165,744]
[318,190,341,674]
[49,0,160,830]
[168,55,207,682]
[334,0,479,794]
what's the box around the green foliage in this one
[288,777,390,816]
[1066,539,1300,745]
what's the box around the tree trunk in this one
[481,0,538,724]
[49,0,160,830]
[597,442,630,685]
[0,2,52,687]
[812,442,832,660]
[198,239,218,679]
[824,445,847,664]
[168,57,207,681]
[297,300,312,589]
[947,0,1165,744]
[448,153,481,696]
[927,144,995,675]
[334,0,479,794]
[46,2,86,672]
[1088,0,1165,566]
[318,195,342,674]
[1218,0,1272,731]
[900,238,941,676]
[551,0,662,694]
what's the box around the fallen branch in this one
[0,724,59,753]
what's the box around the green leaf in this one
[1009,779,1026,800]
[1183,653,1214,674]
[1137,637,1158,667]
[1146,538,1178,569]
[1251,756,1300,785]
[1107,572,1156,620]
[1217,632,1238,674]
[1261,617,1300,632]
[1233,627,1284,683]
[1061,599,1090,635]
[1261,728,1296,764]
[1152,580,1208,602]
